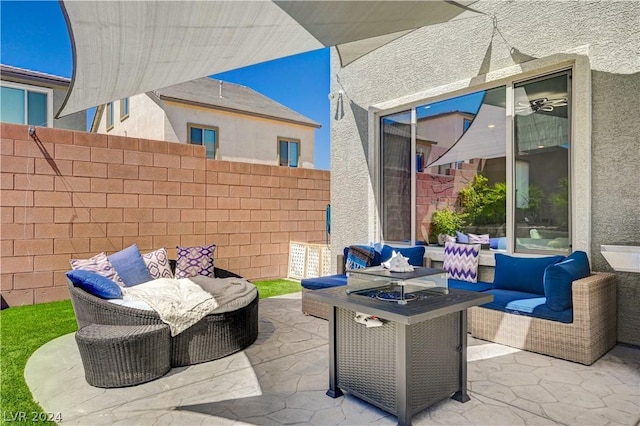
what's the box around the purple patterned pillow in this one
[142,247,173,279]
[175,244,216,278]
[443,242,481,283]
[69,252,125,287]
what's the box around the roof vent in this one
[219,81,223,98]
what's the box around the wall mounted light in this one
[328,90,344,101]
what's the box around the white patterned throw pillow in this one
[142,247,173,279]
[442,242,481,283]
[70,252,125,287]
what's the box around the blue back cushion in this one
[493,253,564,295]
[380,245,425,267]
[543,251,590,311]
[67,269,122,299]
[108,244,153,286]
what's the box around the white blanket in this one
[122,278,219,336]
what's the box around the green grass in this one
[253,278,301,298]
[0,278,300,424]
[1,300,78,425]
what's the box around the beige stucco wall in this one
[162,101,315,168]
[95,94,166,142]
[96,96,316,168]
[331,1,639,344]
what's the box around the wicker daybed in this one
[67,265,259,367]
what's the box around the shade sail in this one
[427,103,506,167]
[58,1,476,117]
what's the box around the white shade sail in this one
[428,103,506,167]
[58,0,476,117]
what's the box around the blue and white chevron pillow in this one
[443,242,481,283]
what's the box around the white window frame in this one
[120,97,129,121]
[106,102,114,131]
[278,137,301,167]
[187,123,219,159]
[0,81,53,127]
[369,49,591,258]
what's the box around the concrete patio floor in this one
[26,293,640,425]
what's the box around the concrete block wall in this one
[0,123,330,306]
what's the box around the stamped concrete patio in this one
[26,293,639,425]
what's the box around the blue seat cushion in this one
[493,253,564,295]
[380,245,425,267]
[481,289,573,323]
[301,274,347,290]
[544,251,591,311]
[448,279,493,292]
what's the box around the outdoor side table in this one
[75,323,171,388]
[306,268,492,426]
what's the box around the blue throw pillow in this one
[456,231,469,244]
[380,245,425,267]
[543,251,590,311]
[67,269,122,299]
[489,237,507,250]
[108,244,153,286]
[493,253,565,295]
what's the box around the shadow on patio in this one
[26,294,640,425]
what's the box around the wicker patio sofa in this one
[67,264,259,367]
[428,258,617,365]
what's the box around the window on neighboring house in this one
[0,82,52,127]
[106,102,114,130]
[278,138,300,167]
[380,70,572,254]
[120,97,129,121]
[188,124,218,159]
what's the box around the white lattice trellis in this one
[288,241,331,280]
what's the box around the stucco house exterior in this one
[92,77,320,168]
[0,64,86,130]
[329,1,639,346]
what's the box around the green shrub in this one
[430,208,467,243]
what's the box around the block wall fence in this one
[0,123,330,307]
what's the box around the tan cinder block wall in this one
[0,123,330,306]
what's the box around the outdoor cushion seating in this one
[67,258,259,370]
[431,251,617,365]
[301,245,427,320]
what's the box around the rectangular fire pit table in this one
[306,268,493,426]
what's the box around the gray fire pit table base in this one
[308,279,492,426]
[326,307,469,425]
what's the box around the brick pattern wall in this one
[0,123,329,306]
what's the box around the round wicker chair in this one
[67,266,259,367]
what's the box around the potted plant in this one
[430,208,467,245]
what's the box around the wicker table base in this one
[75,324,171,388]
[307,285,492,426]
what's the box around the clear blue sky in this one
[0,1,331,170]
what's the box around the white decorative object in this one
[382,250,414,272]
[601,245,640,273]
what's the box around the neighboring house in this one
[330,2,639,345]
[92,77,320,168]
[0,64,86,130]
